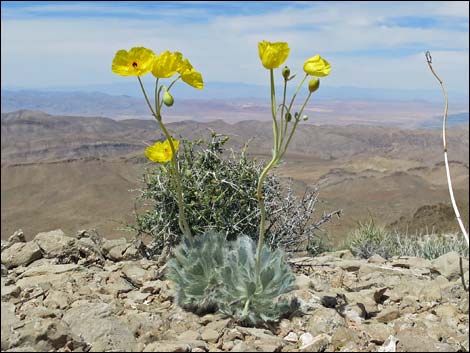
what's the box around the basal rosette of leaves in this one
[166,231,298,326]
[217,236,298,326]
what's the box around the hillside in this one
[1,110,469,241]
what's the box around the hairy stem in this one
[138,77,193,240]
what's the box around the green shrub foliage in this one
[131,133,337,257]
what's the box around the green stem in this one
[279,78,288,150]
[255,69,280,274]
[167,76,181,92]
[279,92,312,161]
[287,73,308,115]
[255,154,278,273]
[138,77,193,240]
[270,69,280,152]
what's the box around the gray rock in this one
[432,252,469,281]
[8,318,72,351]
[8,229,26,244]
[125,291,151,304]
[299,332,314,350]
[1,284,21,301]
[201,328,220,343]
[299,333,330,352]
[305,307,346,336]
[177,330,201,341]
[231,341,255,352]
[390,256,432,270]
[63,301,138,352]
[375,307,400,323]
[43,290,70,309]
[1,242,42,269]
[103,273,135,296]
[16,272,72,289]
[143,341,189,352]
[419,282,442,302]
[331,327,359,350]
[237,326,276,340]
[107,244,130,261]
[283,331,298,343]
[295,274,313,290]
[1,302,20,351]
[102,238,127,253]
[121,264,151,286]
[396,328,456,352]
[34,229,76,257]
[204,318,231,332]
[19,263,80,278]
[1,264,7,276]
[362,323,393,344]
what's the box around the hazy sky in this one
[1,1,469,95]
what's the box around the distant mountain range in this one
[2,89,468,129]
[4,81,469,102]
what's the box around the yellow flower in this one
[258,41,290,69]
[178,59,204,89]
[145,138,180,163]
[303,55,331,77]
[112,47,156,76]
[152,51,184,78]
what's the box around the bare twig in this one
[425,51,469,247]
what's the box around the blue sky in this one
[1,1,469,98]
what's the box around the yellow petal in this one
[112,47,155,76]
[181,70,204,89]
[303,55,331,77]
[164,138,180,153]
[152,51,184,78]
[145,141,172,163]
[177,58,194,75]
[258,41,290,69]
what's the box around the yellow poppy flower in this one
[152,51,184,78]
[258,41,290,69]
[303,55,331,77]
[112,47,156,76]
[145,138,180,163]
[178,59,204,89]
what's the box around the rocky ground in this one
[1,229,469,352]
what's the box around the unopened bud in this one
[285,112,292,122]
[308,77,320,93]
[303,115,309,121]
[163,91,174,106]
[282,66,290,80]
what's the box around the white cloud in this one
[1,1,468,95]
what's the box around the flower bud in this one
[285,112,292,122]
[308,77,320,93]
[163,91,174,106]
[282,66,290,80]
[303,115,309,121]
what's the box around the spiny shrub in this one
[131,134,280,255]
[166,231,298,326]
[130,134,337,258]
